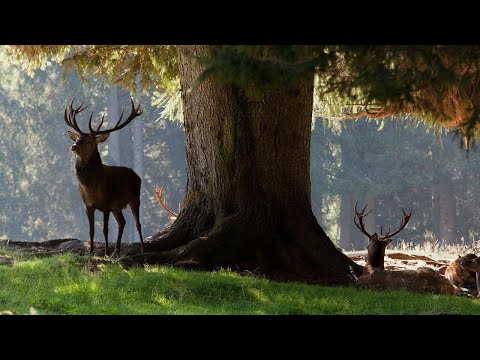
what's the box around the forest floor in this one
[0,238,467,274]
[1,245,480,315]
[0,238,479,315]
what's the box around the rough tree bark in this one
[132,45,362,285]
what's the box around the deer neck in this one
[365,242,387,270]
[75,151,104,187]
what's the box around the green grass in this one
[1,248,480,315]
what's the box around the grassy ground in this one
[1,248,480,315]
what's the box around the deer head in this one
[65,97,142,162]
[461,256,480,273]
[354,202,412,270]
[460,256,480,297]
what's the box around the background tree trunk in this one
[132,116,144,243]
[340,193,355,250]
[107,86,121,166]
[364,192,377,242]
[142,45,362,285]
[434,179,456,245]
[106,86,121,241]
[107,86,138,242]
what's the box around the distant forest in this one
[0,61,478,250]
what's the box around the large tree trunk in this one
[137,45,362,285]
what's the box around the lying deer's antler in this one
[154,186,178,222]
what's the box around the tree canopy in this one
[9,45,480,149]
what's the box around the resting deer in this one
[65,98,144,256]
[154,186,178,223]
[458,255,480,298]
[353,203,455,295]
[445,254,478,297]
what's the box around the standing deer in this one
[353,203,455,295]
[65,98,144,256]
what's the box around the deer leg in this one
[86,207,95,254]
[103,211,110,257]
[112,210,126,257]
[130,198,144,254]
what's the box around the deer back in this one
[357,267,455,295]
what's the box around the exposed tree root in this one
[121,213,363,286]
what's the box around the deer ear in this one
[68,131,79,142]
[96,133,110,144]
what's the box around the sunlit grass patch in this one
[1,249,480,315]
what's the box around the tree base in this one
[122,211,364,286]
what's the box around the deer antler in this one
[379,206,412,241]
[353,201,373,238]
[154,186,178,221]
[64,98,90,135]
[354,202,412,244]
[90,97,142,136]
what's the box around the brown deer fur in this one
[456,254,480,297]
[65,98,144,256]
[356,266,456,295]
[445,254,477,296]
